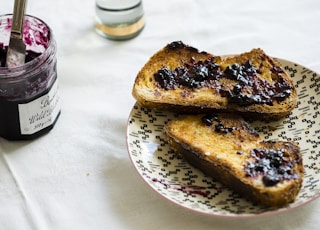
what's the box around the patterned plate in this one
[126,58,320,217]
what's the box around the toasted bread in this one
[163,113,304,207]
[132,41,297,120]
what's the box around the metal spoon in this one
[5,0,27,68]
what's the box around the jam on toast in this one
[163,113,304,207]
[133,41,297,120]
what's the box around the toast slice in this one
[163,113,304,207]
[132,41,297,120]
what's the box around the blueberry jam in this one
[0,15,60,140]
[221,61,293,106]
[153,43,293,106]
[244,148,299,187]
[154,57,221,90]
[0,46,59,140]
[167,41,204,54]
[201,114,237,134]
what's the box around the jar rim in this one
[0,14,55,80]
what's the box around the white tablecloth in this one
[1,0,320,229]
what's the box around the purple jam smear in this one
[201,114,238,134]
[154,57,222,90]
[153,43,293,106]
[220,61,292,106]
[166,41,206,55]
[4,17,50,49]
[244,147,299,187]
[152,178,214,198]
[167,41,188,50]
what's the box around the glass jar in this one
[95,0,145,40]
[0,14,61,140]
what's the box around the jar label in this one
[18,80,61,135]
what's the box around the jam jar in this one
[0,14,61,140]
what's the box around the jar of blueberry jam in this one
[0,14,60,140]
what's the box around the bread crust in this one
[164,114,304,207]
[132,41,297,120]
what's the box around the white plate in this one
[126,58,320,217]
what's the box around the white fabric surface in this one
[1,0,320,229]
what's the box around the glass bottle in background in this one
[95,0,145,40]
